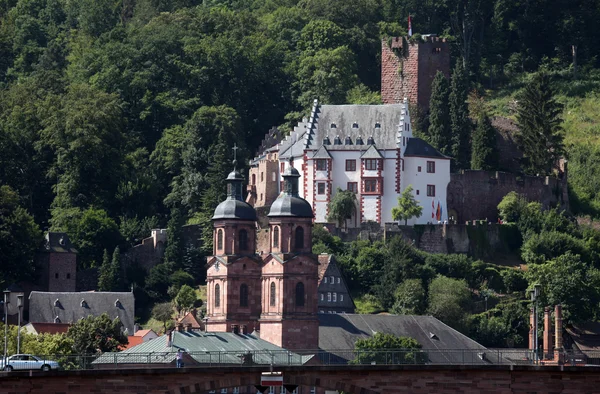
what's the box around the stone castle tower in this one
[381,36,450,112]
[206,160,319,350]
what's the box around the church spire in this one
[282,158,300,197]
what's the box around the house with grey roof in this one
[28,291,135,334]
[92,330,314,368]
[317,254,355,314]
[248,99,451,227]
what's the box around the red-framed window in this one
[427,161,435,173]
[317,182,326,195]
[280,162,285,174]
[363,179,379,193]
[365,159,377,170]
[345,159,356,171]
[316,159,327,171]
[347,182,358,193]
[427,185,436,197]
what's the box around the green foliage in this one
[449,61,471,170]
[391,279,426,315]
[68,313,127,354]
[468,300,529,348]
[327,187,357,229]
[391,185,423,225]
[497,192,528,223]
[426,71,451,155]
[470,113,498,170]
[98,249,115,292]
[500,268,528,294]
[521,231,590,265]
[345,84,382,104]
[352,332,425,365]
[427,275,471,332]
[516,72,564,175]
[175,284,197,313]
[151,301,175,334]
[0,185,43,286]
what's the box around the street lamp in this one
[530,284,541,363]
[16,295,23,354]
[3,290,10,367]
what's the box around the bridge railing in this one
[0,348,559,371]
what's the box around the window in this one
[330,276,334,283]
[347,182,358,193]
[324,277,328,284]
[272,172,276,181]
[316,159,327,171]
[345,159,356,171]
[327,292,332,302]
[296,282,305,307]
[215,284,221,308]
[252,174,256,185]
[340,294,344,302]
[295,226,305,249]
[270,282,276,306]
[365,159,377,170]
[222,388,228,394]
[240,284,248,307]
[320,293,324,301]
[364,179,378,193]
[55,273,59,279]
[217,229,223,250]
[333,293,337,302]
[310,387,316,394]
[418,166,421,172]
[416,189,420,195]
[239,229,248,251]
[280,162,285,174]
[66,273,71,279]
[317,182,326,195]
[273,226,279,248]
[260,193,263,201]
[233,388,239,394]
[427,161,435,173]
[337,277,341,284]
[427,184,436,197]
[261,172,264,182]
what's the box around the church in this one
[205,159,320,350]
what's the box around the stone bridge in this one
[1,364,600,394]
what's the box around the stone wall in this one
[448,170,569,223]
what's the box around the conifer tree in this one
[98,249,113,291]
[164,207,185,269]
[449,62,471,170]
[111,246,122,291]
[516,72,564,175]
[471,113,498,171]
[427,72,452,156]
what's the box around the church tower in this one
[205,160,262,333]
[260,161,320,350]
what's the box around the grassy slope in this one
[485,70,600,216]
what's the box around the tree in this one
[98,249,115,292]
[470,112,498,170]
[426,72,452,155]
[427,275,471,331]
[68,314,127,354]
[111,246,122,291]
[352,332,425,364]
[152,302,175,334]
[449,61,471,170]
[175,285,197,314]
[327,187,357,230]
[164,207,184,269]
[0,185,43,286]
[516,72,564,175]
[392,185,423,225]
[391,279,426,315]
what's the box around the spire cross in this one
[232,143,239,162]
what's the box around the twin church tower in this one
[205,158,319,350]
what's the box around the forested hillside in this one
[2,0,600,336]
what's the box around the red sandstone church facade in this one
[205,161,320,350]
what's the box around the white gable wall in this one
[402,156,450,225]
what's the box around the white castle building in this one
[247,98,450,227]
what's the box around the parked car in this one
[0,354,60,371]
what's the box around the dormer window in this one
[334,136,342,145]
[356,136,364,145]
[344,136,353,145]
[81,299,88,308]
[115,299,122,308]
[367,136,375,145]
[374,122,381,129]
[330,123,337,129]
[352,122,359,129]
[54,299,60,307]
[323,136,331,145]
[54,316,61,323]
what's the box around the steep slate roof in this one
[404,138,450,159]
[28,291,135,334]
[41,232,78,253]
[93,331,314,366]
[318,314,496,364]
[566,322,600,357]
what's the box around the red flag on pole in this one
[408,14,413,37]
[436,202,441,221]
[431,198,435,219]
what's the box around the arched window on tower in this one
[240,284,248,307]
[252,174,256,185]
[273,226,279,248]
[215,284,221,308]
[295,282,305,307]
[270,282,276,306]
[239,229,248,251]
[295,226,304,250]
[217,229,223,250]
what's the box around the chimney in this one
[191,308,197,318]
[176,323,184,332]
[529,306,535,351]
[543,307,551,360]
[241,325,247,335]
[554,304,563,363]
[185,323,193,333]
[231,324,239,334]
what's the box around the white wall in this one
[402,156,450,225]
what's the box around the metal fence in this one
[0,348,560,372]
